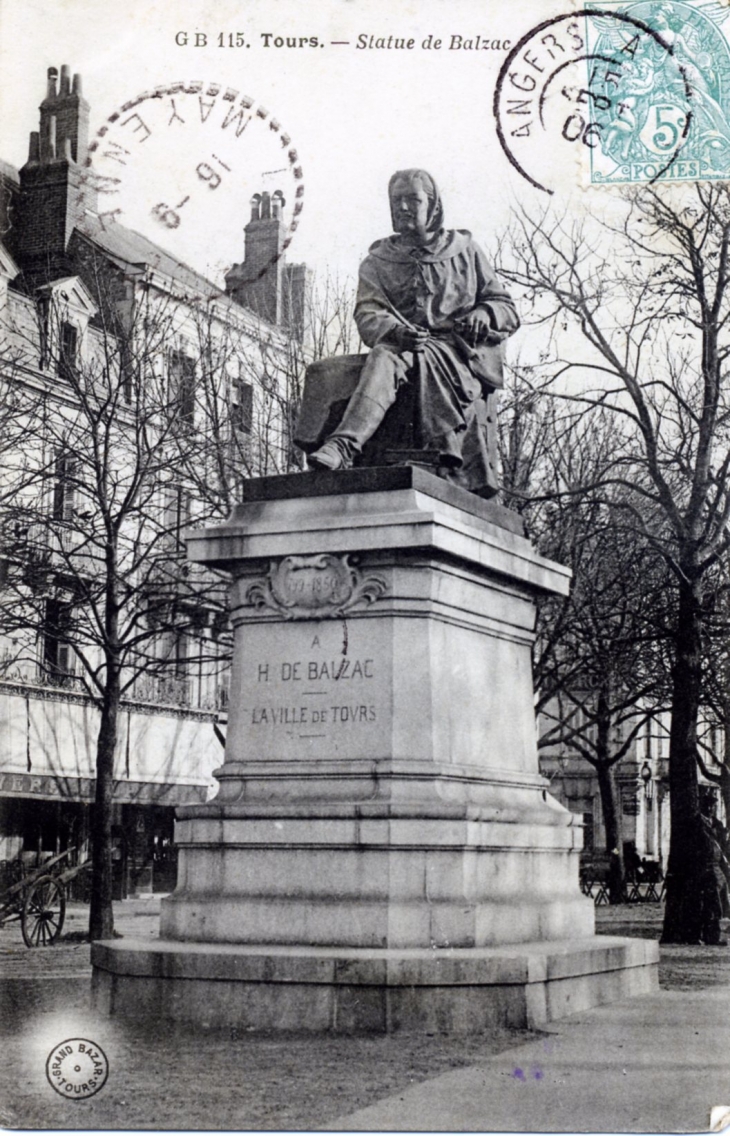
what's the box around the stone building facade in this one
[539,706,725,876]
[0,65,307,896]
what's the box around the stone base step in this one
[91,935,658,1033]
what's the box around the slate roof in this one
[0,155,226,298]
[0,158,20,185]
[0,239,20,279]
[76,215,225,300]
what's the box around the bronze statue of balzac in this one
[301,169,519,497]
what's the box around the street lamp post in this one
[640,761,654,857]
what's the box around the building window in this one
[658,723,670,760]
[161,629,192,706]
[120,340,134,404]
[169,350,196,424]
[217,670,230,709]
[164,486,191,546]
[231,377,253,434]
[52,451,77,522]
[58,322,78,381]
[173,628,188,676]
[621,785,641,817]
[582,812,594,853]
[42,597,75,679]
[38,297,50,369]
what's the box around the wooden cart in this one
[0,847,90,946]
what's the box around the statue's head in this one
[388,169,444,244]
[653,5,672,29]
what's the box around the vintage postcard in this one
[1,0,730,1131]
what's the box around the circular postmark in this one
[494,9,693,193]
[45,1037,109,1100]
[77,80,304,285]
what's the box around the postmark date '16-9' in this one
[80,80,304,287]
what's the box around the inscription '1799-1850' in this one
[245,554,386,620]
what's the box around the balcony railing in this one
[132,673,192,707]
[0,662,87,696]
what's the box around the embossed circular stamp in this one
[494,8,694,193]
[45,1037,109,1100]
[77,80,304,281]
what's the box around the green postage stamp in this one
[585,1,730,184]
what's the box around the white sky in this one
[0,0,593,291]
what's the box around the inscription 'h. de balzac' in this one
[244,554,387,619]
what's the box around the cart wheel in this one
[22,875,65,947]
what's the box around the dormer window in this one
[35,276,97,378]
[58,321,78,381]
[38,296,50,369]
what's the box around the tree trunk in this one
[720,763,730,832]
[596,760,625,904]
[719,716,730,826]
[89,670,120,941]
[661,578,706,944]
[89,542,121,943]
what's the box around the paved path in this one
[2,900,730,1131]
[328,987,730,1133]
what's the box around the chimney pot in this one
[72,73,82,95]
[46,67,58,101]
[60,65,71,95]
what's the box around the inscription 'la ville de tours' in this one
[248,636,378,732]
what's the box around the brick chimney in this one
[15,66,91,282]
[225,190,287,326]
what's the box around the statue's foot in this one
[307,439,352,471]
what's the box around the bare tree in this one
[697,573,730,824]
[498,184,730,942]
[500,376,668,902]
[177,270,361,511]
[0,270,258,939]
[1,257,362,939]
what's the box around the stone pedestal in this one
[92,468,658,1029]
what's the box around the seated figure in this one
[301,168,520,498]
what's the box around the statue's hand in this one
[454,310,495,346]
[394,326,430,353]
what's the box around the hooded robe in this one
[354,170,519,496]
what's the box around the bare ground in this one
[0,975,535,1131]
[596,903,730,990]
[0,900,728,1130]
